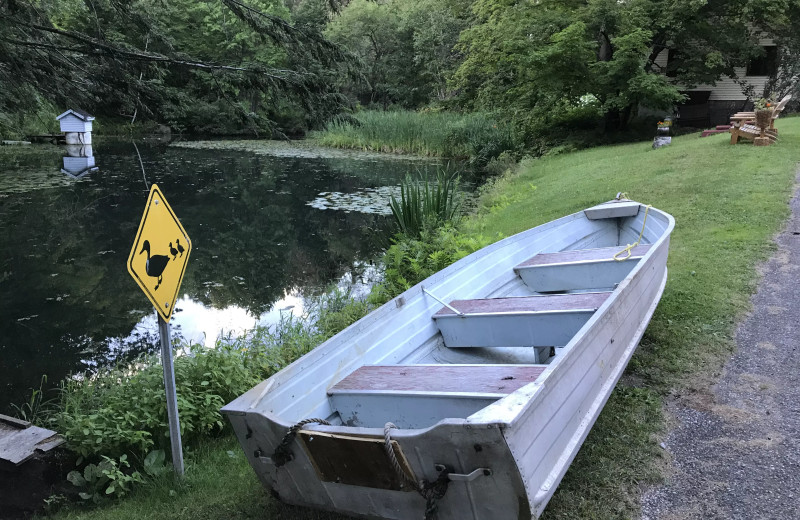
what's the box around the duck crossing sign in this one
[127,184,192,322]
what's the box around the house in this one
[56,109,95,144]
[654,35,778,126]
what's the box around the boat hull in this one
[223,202,674,519]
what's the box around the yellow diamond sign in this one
[127,184,192,322]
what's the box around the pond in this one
[0,139,472,413]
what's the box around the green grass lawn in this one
[48,121,800,520]
[470,120,800,518]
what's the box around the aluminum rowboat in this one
[222,198,674,519]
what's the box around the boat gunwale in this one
[327,389,510,398]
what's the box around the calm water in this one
[0,140,466,412]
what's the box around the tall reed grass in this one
[389,171,462,238]
[315,110,517,165]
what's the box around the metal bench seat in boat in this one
[432,291,611,348]
[514,244,652,292]
[328,364,546,428]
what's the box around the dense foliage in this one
[0,0,354,137]
[370,226,496,303]
[452,0,799,136]
[324,0,472,109]
[4,0,799,142]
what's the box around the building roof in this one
[56,109,95,121]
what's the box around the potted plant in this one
[754,97,775,130]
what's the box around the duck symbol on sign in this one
[168,239,185,260]
[139,240,170,290]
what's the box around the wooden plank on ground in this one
[0,415,64,466]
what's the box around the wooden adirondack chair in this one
[729,95,790,145]
[729,94,791,130]
[730,123,778,146]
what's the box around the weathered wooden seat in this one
[514,244,651,292]
[432,291,611,348]
[730,122,778,146]
[328,364,546,428]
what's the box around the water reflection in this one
[61,144,98,179]
[0,140,469,411]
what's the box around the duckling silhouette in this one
[176,239,185,258]
[139,240,170,290]
[169,242,179,260]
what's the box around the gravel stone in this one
[641,178,800,520]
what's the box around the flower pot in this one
[755,108,773,130]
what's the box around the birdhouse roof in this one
[56,109,95,121]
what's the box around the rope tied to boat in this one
[272,418,331,467]
[613,204,652,261]
[419,471,450,520]
[384,422,450,520]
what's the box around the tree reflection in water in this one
[0,141,471,412]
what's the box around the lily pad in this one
[306,186,401,215]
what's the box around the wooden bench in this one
[514,244,652,292]
[432,291,611,348]
[328,364,546,428]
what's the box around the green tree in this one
[324,0,470,108]
[0,0,354,137]
[452,0,792,134]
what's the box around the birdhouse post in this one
[56,109,95,145]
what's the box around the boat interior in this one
[234,202,670,433]
[312,203,667,431]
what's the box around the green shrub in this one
[370,225,498,303]
[442,114,517,166]
[50,341,260,459]
[66,454,144,503]
[43,290,372,462]
[312,287,374,338]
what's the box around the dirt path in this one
[641,179,800,520]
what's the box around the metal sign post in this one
[158,314,184,476]
[127,184,192,477]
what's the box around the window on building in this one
[746,46,778,76]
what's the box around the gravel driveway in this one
[641,178,800,520]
